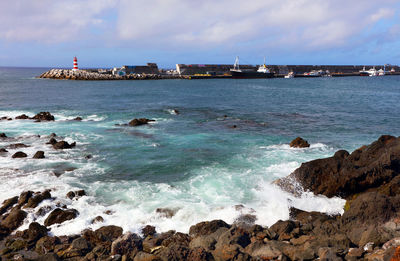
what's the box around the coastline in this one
[2,131,400,260]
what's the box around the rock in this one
[35,236,60,255]
[35,253,61,261]
[187,247,213,261]
[1,208,27,231]
[33,151,45,159]
[244,241,284,260]
[212,226,251,260]
[44,208,79,226]
[289,137,310,148]
[189,220,231,237]
[91,216,104,224]
[152,243,189,261]
[7,143,30,149]
[142,225,157,237]
[66,191,76,199]
[11,151,27,158]
[58,237,91,258]
[24,190,51,208]
[31,112,55,121]
[15,114,29,120]
[0,148,8,153]
[73,117,83,121]
[128,118,155,126]
[0,196,18,215]
[111,232,142,256]
[47,137,57,145]
[83,225,123,245]
[161,232,190,247]
[156,208,177,218]
[134,251,162,261]
[17,190,33,207]
[269,220,299,241]
[76,190,86,196]
[53,140,76,149]
[16,222,48,242]
[0,133,7,138]
[85,154,93,159]
[277,135,400,198]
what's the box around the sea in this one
[0,67,399,236]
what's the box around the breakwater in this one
[38,69,188,80]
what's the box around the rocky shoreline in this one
[2,127,400,259]
[38,69,188,81]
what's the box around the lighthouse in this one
[73,57,79,71]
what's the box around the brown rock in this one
[142,225,157,237]
[189,220,231,237]
[83,225,123,245]
[33,151,45,159]
[91,216,104,224]
[289,137,310,148]
[111,232,142,256]
[0,148,8,153]
[18,190,33,207]
[187,247,213,261]
[73,117,83,121]
[35,236,60,255]
[156,208,177,218]
[0,196,18,215]
[44,208,79,226]
[47,137,57,145]
[1,208,27,231]
[12,151,27,158]
[0,132,7,138]
[18,222,48,242]
[24,190,51,208]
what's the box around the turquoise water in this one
[1,67,399,235]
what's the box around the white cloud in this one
[0,0,398,52]
[0,0,116,43]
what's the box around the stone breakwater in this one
[38,69,188,80]
[2,136,400,260]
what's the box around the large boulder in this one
[31,112,55,121]
[289,137,310,148]
[189,220,231,238]
[44,208,79,226]
[23,190,51,208]
[277,135,400,198]
[1,208,27,231]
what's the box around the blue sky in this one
[0,0,400,68]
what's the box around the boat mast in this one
[234,56,240,70]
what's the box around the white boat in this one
[368,67,377,77]
[377,69,385,76]
[284,72,294,78]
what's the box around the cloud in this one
[0,0,116,43]
[0,0,398,54]
[115,0,398,51]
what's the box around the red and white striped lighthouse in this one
[72,56,78,71]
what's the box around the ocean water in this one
[1,67,400,236]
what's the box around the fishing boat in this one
[230,56,274,79]
[359,66,369,76]
[284,71,295,78]
[368,67,378,77]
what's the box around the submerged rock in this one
[73,116,83,121]
[15,114,29,120]
[7,143,30,149]
[53,140,76,149]
[128,118,155,126]
[0,148,8,153]
[0,133,7,138]
[289,137,310,148]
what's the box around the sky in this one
[0,0,400,68]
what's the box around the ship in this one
[230,57,274,79]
